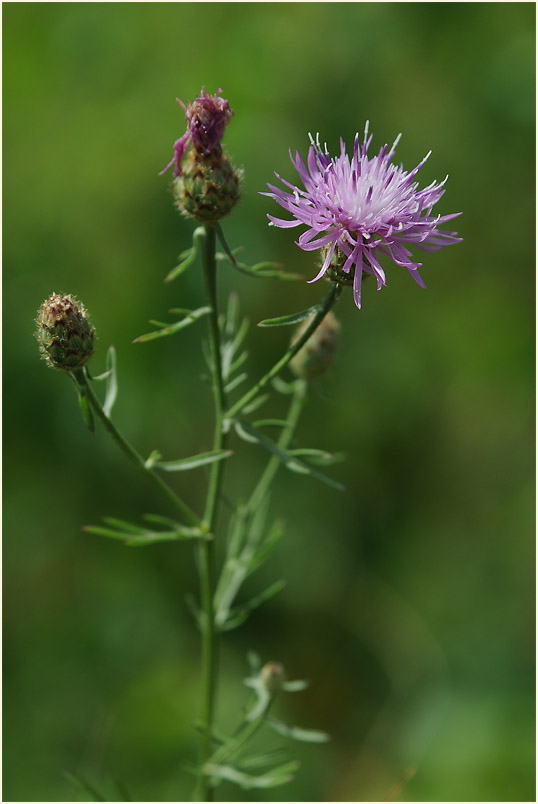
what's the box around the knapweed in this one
[161,87,241,222]
[36,293,95,371]
[264,124,462,308]
[290,311,340,380]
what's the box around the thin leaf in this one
[252,418,290,429]
[225,372,248,394]
[282,679,310,692]
[242,394,269,415]
[89,369,112,381]
[143,513,183,528]
[258,303,322,328]
[102,517,146,535]
[215,224,301,281]
[156,449,232,472]
[271,376,298,395]
[288,448,346,466]
[266,717,330,743]
[204,761,299,789]
[164,226,205,282]
[246,520,285,576]
[234,418,347,492]
[237,748,291,770]
[103,346,118,418]
[133,306,211,343]
[222,579,286,631]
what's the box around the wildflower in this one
[263,124,462,308]
[161,88,241,222]
[36,293,95,371]
[160,87,233,177]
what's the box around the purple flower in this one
[160,87,233,177]
[263,124,462,308]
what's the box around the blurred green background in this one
[3,3,535,801]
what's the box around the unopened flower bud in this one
[161,87,241,221]
[36,293,95,371]
[260,661,286,692]
[173,148,242,222]
[290,311,340,380]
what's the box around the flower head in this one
[264,124,462,308]
[160,87,233,177]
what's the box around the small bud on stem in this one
[36,293,95,372]
[289,311,340,380]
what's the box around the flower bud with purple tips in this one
[161,87,241,222]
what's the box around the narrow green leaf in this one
[203,761,299,790]
[102,517,146,534]
[125,531,203,546]
[271,376,298,395]
[288,448,345,466]
[246,520,285,576]
[83,521,207,545]
[103,346,118,418]
[267,718,330,743]
[252,419,290,429]
[258,303,322,328]
[133,306,211,343]
[164,226,205,282]
[282,679,310,692]
[242,394,269,415]
[215,224,301,281]
[234,418,347,492]
[89,369,112,381]
[143,513,183,528]
[156,449,232,472]
[222,580,286,631]
[224,372,248,394]
[237,748,291,770]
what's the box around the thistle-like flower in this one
[160,87,233,178]
[161,87,241,222]
[36,293,95,371]
[264,124,462,308]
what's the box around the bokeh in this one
[3,3,535,801]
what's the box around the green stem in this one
[225,282,341,421]
[246,379,307,516]
[196,223,229,802]
[77,371,203,529]
[208,692,276,768]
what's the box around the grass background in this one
[3,2,535,801]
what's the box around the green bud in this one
[36,293,95,372]
[289,311,340,380]
[173,148,242,222]
[260,661,286,692]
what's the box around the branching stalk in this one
[225,282,341,421]
[77,370,203,529]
